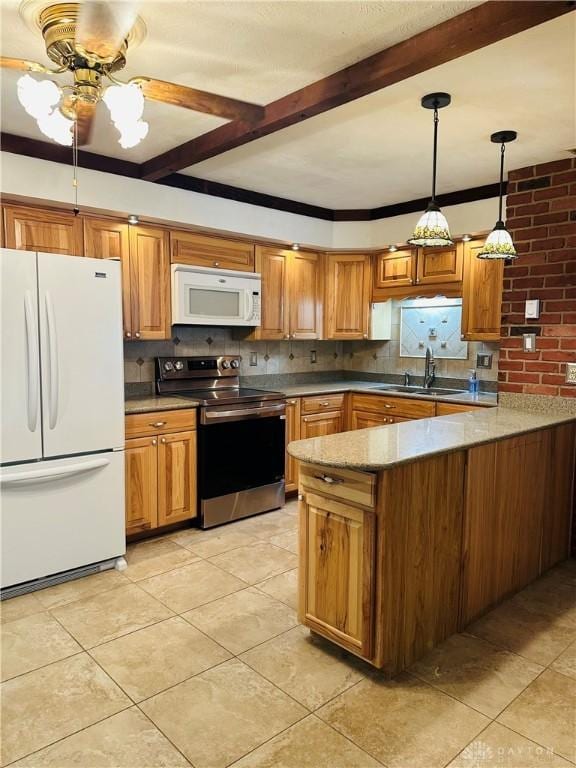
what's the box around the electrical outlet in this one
[249,352,258,366]
[477,353,493,369]
[310,350,317,364]
[566,362,576,385]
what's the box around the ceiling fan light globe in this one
[103,83,145,125]
[477,222,517,260]
[407,204,453,247]
[118,119,149,148]
[36,109,73,146]
[17,74,60,120]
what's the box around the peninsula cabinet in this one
[300,394,345,439]
[461,237,504,341]
[124,409,197,537]
[171,230,255,272]
[251,246,322,340]
[3,204,84,256]
[324,253,371,340]
[285,398,301,493]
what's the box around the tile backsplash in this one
[124,322,499,390]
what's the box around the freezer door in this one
[1,249,42,464]
[1,451,125,588]
[38,253,124,458]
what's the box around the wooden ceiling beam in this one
[140,0,575,181]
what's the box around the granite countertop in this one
[287,406,576,472]
[124,380,497,414]
[125,395,200,414]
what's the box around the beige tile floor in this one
[1,499,575,768]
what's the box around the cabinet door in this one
[158,430,197,527]
[325,254,371,339]
[301,410,343,438]
[125,437,158,536]
[416,244,463,285]
[350,410,391,430]
[461,238,504,341]
[171,230,255,272]
[255,246,290,340]
[129,225,171,340]
[285,398,301,493]
[3,205,83,255]
[374,249,414,289]
[290,250,322,339]
[541,423,576,571]
[300,491,375,658]
[83,217,132,338]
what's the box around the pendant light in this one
[477,130,518,259]
[408,92,453,247]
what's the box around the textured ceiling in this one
[1,2,574,210]
[1,0,481,163]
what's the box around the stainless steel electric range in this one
[156,356,286,528]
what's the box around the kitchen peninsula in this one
[288,406,576,676]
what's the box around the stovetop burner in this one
[169,387,284,407]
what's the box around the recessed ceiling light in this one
[291,243,300,251]
[128,214,139,225]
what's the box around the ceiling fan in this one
[1,1,265,148]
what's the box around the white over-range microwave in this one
[172,264,262,326]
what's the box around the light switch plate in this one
[566,362,576,385]
[523,333,537,352]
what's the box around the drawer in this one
[301,393,345,414]
[436,402,484,416]
[299,462,376,508]
[350,393,435,419]
[125,409,197,439]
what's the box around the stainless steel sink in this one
[376,386,468,396]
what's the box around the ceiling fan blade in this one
[140,78,265,123]
[74,100,97,146]
[76,1,139,61]
[0,57,52,74]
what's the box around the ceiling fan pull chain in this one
[72,120,79,216]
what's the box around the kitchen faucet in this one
[424,346,436,389]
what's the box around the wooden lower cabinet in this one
[436,402,486,416]
[350,410,391,430]
[158,431,197,527]
[285,398,301,493]
[299,489,375,659]
[125,437,159,535]
[125,412,197,537]
[301,410,343,438]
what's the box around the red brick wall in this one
[499,158,576,397]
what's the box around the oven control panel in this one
[156,356,240,380]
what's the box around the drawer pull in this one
[314,474,344,485]
[149,421,167,428]
[321,401,330,406]
[383,404,396,409]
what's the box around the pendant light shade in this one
[478,130,518,260]
[408,92,453,248]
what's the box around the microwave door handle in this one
[246,289,254,321]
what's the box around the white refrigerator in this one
[1,249,126,591]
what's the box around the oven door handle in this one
[202,403,286,424]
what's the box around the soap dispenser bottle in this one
[468,369,479,394]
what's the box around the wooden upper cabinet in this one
[255,246,290,340]
[125,436,158,536]
[171,230,255,272]
[129,225,171,340]
[290,250,322,339]
[374,249,414,289]
[83,217,132,338]
[3,204,83,256]
[157,430,197,527]
[325,253,371,340]
[461,238,504,341]
[300,490,375,659]
[416,244,463,285]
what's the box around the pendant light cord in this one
[431,106,439,202]
[498,142,505,223]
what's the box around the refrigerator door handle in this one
[24,290,39,433]
[44,291,59,430]
[0,457,110,486]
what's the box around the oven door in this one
[172,265,260,326]
[198,406,286,499]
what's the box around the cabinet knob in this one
[363,334,368,339]
[288,400,297,405]
[151,438,157,445]
[125,332,132,338]
[284,334,290,339]
[213,261,220,267]
[303,417,308,422]
[135,332,141,338]
[160,437,166,444]
[149,421,167,428]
